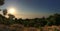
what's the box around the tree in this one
[0,0,5,14]
[46,15,55,26]
[8,14,15,19]
[0,0,4,6]
[8,14,15,25]
[16,18,23,24]
[3,9,7,15]
[54,13,60,25]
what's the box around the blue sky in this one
[0,0,60,19]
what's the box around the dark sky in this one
[0,0,60,19]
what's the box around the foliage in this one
[0,0,60,28]
[0,11,60,28]
[0,0,4,6]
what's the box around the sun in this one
[8,8,15,14]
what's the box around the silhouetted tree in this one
[3,9,7,15]
[33,17,47,27]
[17,18,23,24]
[0,14,4,24]
[46,15,53,26]
[8,14,15,25]
[8,14,15,19]
[46,15,56,26]
[54,13,60,26]
[0,0,4,6]
[23,19,30,27]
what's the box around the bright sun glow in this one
[8,8,15,14]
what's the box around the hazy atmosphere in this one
[0,0,60,31]
[0,0,60,19]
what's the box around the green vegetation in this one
[0,11,60,28]
[0,0,60,28]
[0,0,60,31]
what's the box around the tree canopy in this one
[0,0,4,6]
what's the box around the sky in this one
[0,0,60,19]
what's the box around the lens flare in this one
[8,8,15,14]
